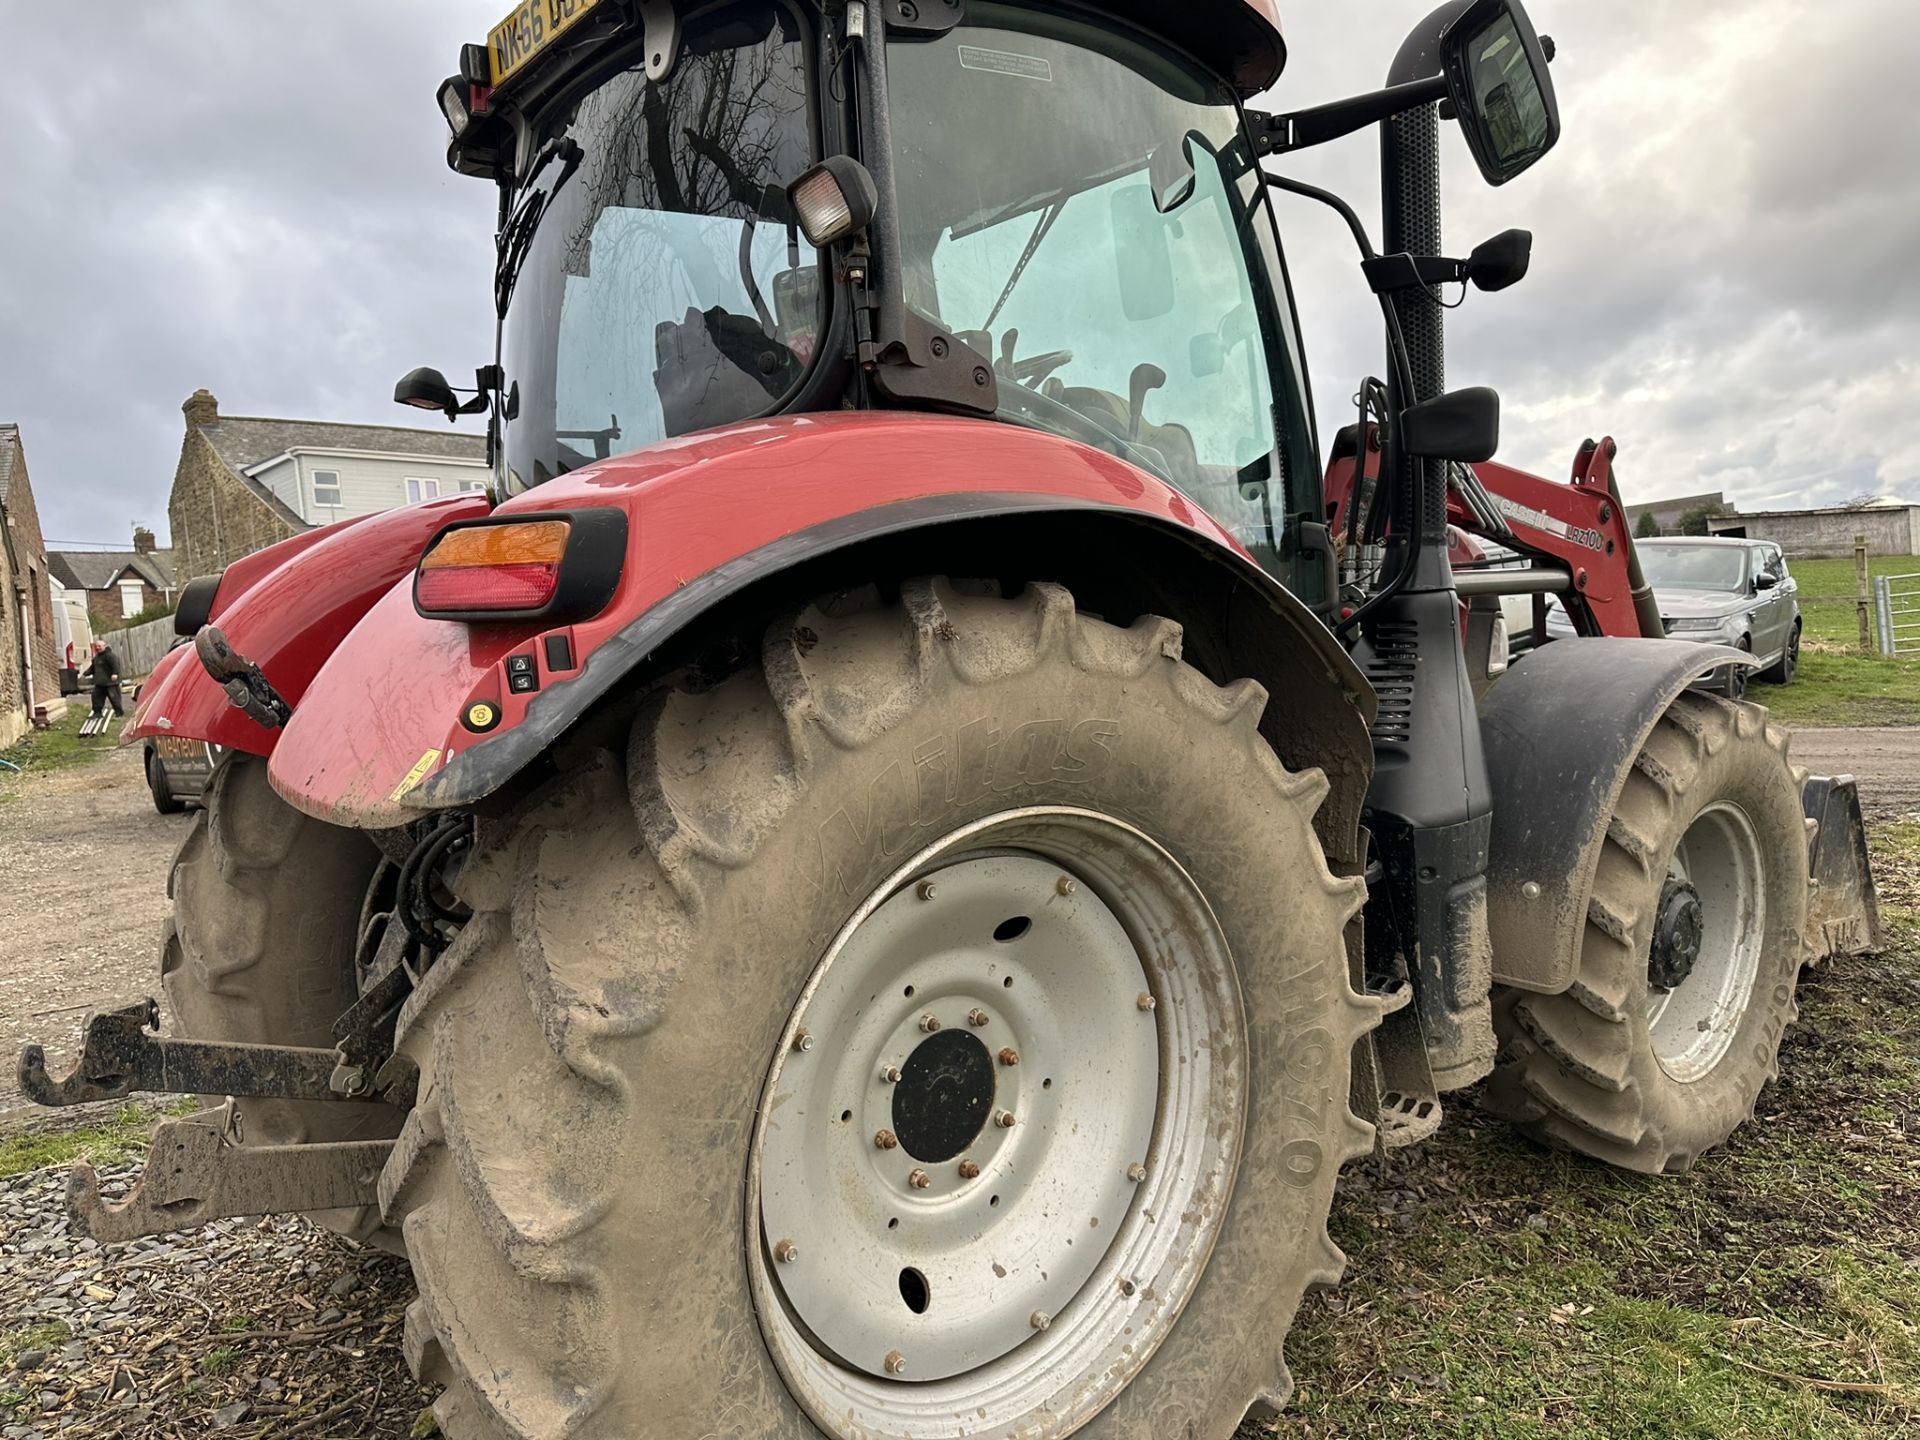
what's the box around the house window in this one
[312,469,343,507]
[406,477,441,503]
[120,580,145,618]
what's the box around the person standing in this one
[86,639,125,725]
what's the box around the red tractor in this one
[21,0,1879,1435]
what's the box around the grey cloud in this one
[1,0,1914,544]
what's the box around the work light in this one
[787,157,878,247]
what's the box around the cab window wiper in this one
[495,137,584,318]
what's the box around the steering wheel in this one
[1012,349,1074,388]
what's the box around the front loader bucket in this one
[1803,774,1882,961]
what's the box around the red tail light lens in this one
[416,559,559,611]
[414,511,627,623]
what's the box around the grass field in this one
[1742,554,1920,729]
[0,701,117,797]
[1260,822,1920,1439]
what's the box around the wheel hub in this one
[1649,877,1704,991]
[892,1028,996,1163]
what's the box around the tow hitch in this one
[17,999,400,1242]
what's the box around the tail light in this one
[414,510,627,622]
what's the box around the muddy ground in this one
[1,729,1916,1437]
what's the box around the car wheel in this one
[1761,620,1801,686]
[1721,637,1751,701]
[146,748,185,815]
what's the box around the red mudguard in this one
[259,414,1273,828]
[125,494,491,755]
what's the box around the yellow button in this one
[465,701,498,731]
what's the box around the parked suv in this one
[1547,537,1802,696]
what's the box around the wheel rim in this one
[747,807,1247,1437]
[1648,801,1766,1082]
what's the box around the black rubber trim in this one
[412,508,628,624]
[174,573,223,638]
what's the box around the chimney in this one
[133,525,157,555]
[182,388,218,428]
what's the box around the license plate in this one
[488,0,605,87]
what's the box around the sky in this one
[1,2,1915,548]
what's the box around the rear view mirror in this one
[1442,0,1561,185]
[1402,386,1500,462]
[1111,184,1176,323]
[1754,572,1780,591]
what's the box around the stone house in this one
[0,423,65,745]
[167,389,488,584]
[48,528,180,631]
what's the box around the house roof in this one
[49,549,179,592]
[200,416,486,475]
[0,423,19,503]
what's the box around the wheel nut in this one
[908,1168,932,1189]
[1119,1278,1137,1297]
[774,1238,798,1264]
[996,1111,1016,1129]
[1056,875,1075,896]
[968,1008,990,1027]
[1136,992,1157,1012]
[920,1014,941,1033]
[885,1350,907,1375]
[957,1160,981,1180]
[1030,1311,1051,1332]
[792,1029,814,1053]
[1127,1162,1148,1183]
[875,1129,899,1151]
[881,1065,902,1083]
[917,880,938,901]
[997,1046,1020,1067]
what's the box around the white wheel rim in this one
[1649,801,1766,1083]
[747,807,1247,1438]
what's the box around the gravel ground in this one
[0,1161,430,1438]
[1789,726,1920,818]
[0,745,179,1130]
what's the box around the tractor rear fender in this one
[265,414,1376,862]
[124,493,492,758]
[1481,636,1760,993]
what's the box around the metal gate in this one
[1874,573,1920,655]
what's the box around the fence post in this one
[1876,575,1894,656]
[1856,534,1872,651]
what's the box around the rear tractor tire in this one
[1487,691,1810,1173]
[382,577,1382,1440]
[163,753,399,1158]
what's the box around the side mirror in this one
[1402,386,1500,462]
[1754,571,1780,591]
[395,366,459,420]
[1466,229,1533,291]
[1442,0,1561,185]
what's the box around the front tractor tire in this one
[381,578,1381,1440]
[1487,692,1810,1173]
[163,754,398,1154]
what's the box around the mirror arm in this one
[1361,253,1469,295]
[1250,75,1448,157]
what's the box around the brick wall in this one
[87,577,170,631]
[0,433,62,710]
[0,518,23,746]
[168,427,298,585]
